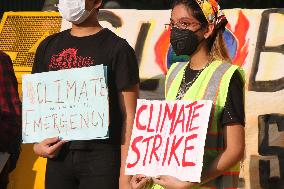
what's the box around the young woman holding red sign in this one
[32,0,139,189]
[131,0,245,188]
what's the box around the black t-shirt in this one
[32,28,139,149]
[182,66,245,127]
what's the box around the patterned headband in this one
[195,0,228,28]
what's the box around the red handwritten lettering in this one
[136,104,148,130]
[185,101,197,132]
[162,136,170,166]
[160,103,177,133]
[147,104,155,132]
[155,103,163,133]
[127,136,143,168]
[188,103,204,131]
[149,134,162,164]
[168,135,184,166]
[182,134,197,167]
[170,104,185,134]
[142,136,154,166]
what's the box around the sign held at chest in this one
[22,65,109,143]
[125,99,212,182]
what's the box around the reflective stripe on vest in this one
[203,63,231,101]
[165,62,188,96]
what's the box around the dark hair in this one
[172,0,231,62]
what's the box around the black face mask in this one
[170,27,201,56]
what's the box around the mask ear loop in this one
[89,0,102,14]
[88,4,98,15]
[80,3,98,23]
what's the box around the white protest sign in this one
[22,65,109,143]
[125,99,212,182]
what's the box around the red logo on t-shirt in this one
[49,48,95,70]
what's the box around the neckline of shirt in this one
[66,28,109,40]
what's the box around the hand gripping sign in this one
[22,65,109,143]
[125,99,212,182]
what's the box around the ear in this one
[203,24,215,39]
[94,0,103,9]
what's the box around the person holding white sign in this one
[31,0,139,189]
[131,0,245,188]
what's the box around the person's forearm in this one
[199,148,244,185]
[197,125,245,186]
[119,119,134,189]
[118,85,139,189]
[120,144,131,189]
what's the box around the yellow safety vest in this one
[152,60,245,189]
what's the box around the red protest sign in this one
[125,99,212,182]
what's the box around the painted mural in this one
[0,9,283,189]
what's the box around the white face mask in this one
[58,0,95,24]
